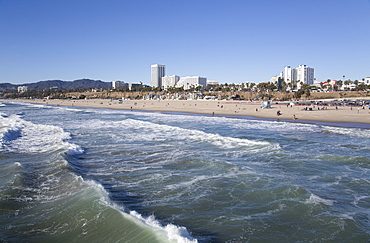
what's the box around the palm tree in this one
[336,80,343,90]
[280,81,287,91]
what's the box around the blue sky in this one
[1,0,369,85]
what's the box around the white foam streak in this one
[14,162,22,167]
[130,211,198,243]
[305,194,334,206]
[119,119,276,151]
[321,126,370,138]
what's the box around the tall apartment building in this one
[151,64,166,88]
[296,65,314,85]
[283,66,297,84]
[283,65,314,88]
[161,75,180,90]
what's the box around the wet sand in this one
[7,98,370,125]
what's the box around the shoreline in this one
[4,98,370,127]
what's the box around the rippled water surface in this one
[1,101,370,242]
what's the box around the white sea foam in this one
[321,126,370,138]
[305,194,334,206]
[0,113,83,155]
[352,195,370,206]
[229,118,318,133]
[14,162,22,167]
[117,119,278,151]
[71,117,277,152]
[15,102,53,109]
[65,143,84,155]
[130,211,198,243]
[165,174,212,190]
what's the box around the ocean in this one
[1,101,370,242]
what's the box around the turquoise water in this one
[1,101,370,242]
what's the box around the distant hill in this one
[0,79,112,91]
[0,83,17,91]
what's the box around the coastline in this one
[4,98,370,126]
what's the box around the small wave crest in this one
[320,126,370,138]
[130,211,198,243]
[66,143,84,155]
[305,193,334,206]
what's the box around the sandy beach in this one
[6,98,370,125]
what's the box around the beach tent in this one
[260,101,271,109]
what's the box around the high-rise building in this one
[283,66,297,84]
[282,65,314,89]
[296,65,314,85]
[151,64,166,88]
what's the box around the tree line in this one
[2,79,369,100]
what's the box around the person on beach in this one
[277,110,282,116]
[293,114,297,121]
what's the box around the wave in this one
[0,113,83,155]
[320,126,370,138]
[0,110,198,242]
[129,211,197,243]
[305,193,334,206]
[117,119,278,151]
[136,110,370,138]
[58,117,279,158]
[75,179,198,242]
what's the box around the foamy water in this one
[1,101,370,242]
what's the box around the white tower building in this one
[282,65,314,89]
[283,66,297,84]
[151,64,166,88]
[296,65,314,86]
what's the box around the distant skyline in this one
[1,0,370,85]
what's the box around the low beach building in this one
[17,86,28,93]
[362,77,370,85]
[112,81,127,89]
[162,75,180,90]
[129,82,145,91]
[207,80,219,85]
[176,76,207,90]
